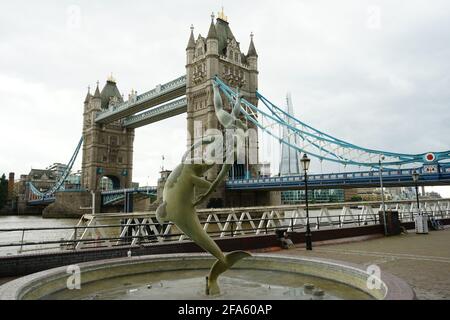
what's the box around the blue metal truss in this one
[28,137,83,201]
[101,186,157,206]
[95,76,187,124]
[226,164,450,191]
[214,76,450,169]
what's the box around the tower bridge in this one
[23,11,450,215]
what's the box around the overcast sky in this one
[1,1,449,195]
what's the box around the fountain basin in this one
[0,253,415,300]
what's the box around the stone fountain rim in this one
[0,253,415,300]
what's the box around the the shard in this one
[279,92,300,176]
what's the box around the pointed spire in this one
[186,24,195,50]
[107,72,116,83]
[84,85,92,103]
[93,81,101,98]
[247,32,258,57]
[218,6,228,22]
[207,13,218,39]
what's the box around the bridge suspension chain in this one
[214,76,450,169]
[28,137,83,198]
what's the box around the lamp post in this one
[412,171,421,216]
[378,156,388,236]
[300,153,312,250]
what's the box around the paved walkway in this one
[273,227,450,300]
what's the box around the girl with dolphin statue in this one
[156,81,251,296]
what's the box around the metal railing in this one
[1,203,448,255]
[95,75,186,122]
[122,97,187,128]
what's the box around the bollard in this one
[205,276,210,295]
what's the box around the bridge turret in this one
[186,11,260,207]
[100,76,123,110]
[206,13,219,56]
[81,76,135,193]
[84,87,92,106]
[186,25,195,66]
[246,33,259,105]
[90,82,102,111]
[247,33,258,71]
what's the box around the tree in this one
[350,195,363,202]
[0,174,7,209]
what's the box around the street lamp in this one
[378,155,388,236]
[300,153,312,250]
[412,171,421,216]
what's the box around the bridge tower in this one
[81,76,135,191]
[186,11,260,206]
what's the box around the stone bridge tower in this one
[81,76,135,191]
[186,11,260,207]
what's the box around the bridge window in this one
[118,157,123,164]
[110,136,118,146]
[102,156,107,162]
[99,176,121,191]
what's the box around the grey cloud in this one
[0,0,449,195]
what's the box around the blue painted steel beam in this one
[95,76,186,124]
[226,167,450,191]
[214,76,450,168]
[122,97,187,128]
[27,197,55,206]
[101,186,157,206]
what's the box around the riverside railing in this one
[1,198,449,255]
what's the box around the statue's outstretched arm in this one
[191,175,212,190]
[193,162,232,207]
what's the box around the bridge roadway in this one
[226,165,450,191]
[95,75,186,125]
[122,97,187,128]
[27,165,450,206]
[27,186,157,206]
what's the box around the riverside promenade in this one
[273,227,450,300]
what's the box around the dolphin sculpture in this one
[156,82,251,295]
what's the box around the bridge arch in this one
[98,174,122,191]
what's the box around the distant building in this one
[26,169,57,192]
[46,163,68,178]
[277,94,344,204]
[131,182,140,188]
[386,187,416,200]
[345,188,394,202]
[65,170,82,190]
[279,93,300,176]
[425,191,442,199]
[282,189,345,204]
[157,170,172,203]
[98,176,114,191]
[258,162,271,178]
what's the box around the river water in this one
[0,216,79,256]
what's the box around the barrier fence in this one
[1,198,449,255]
